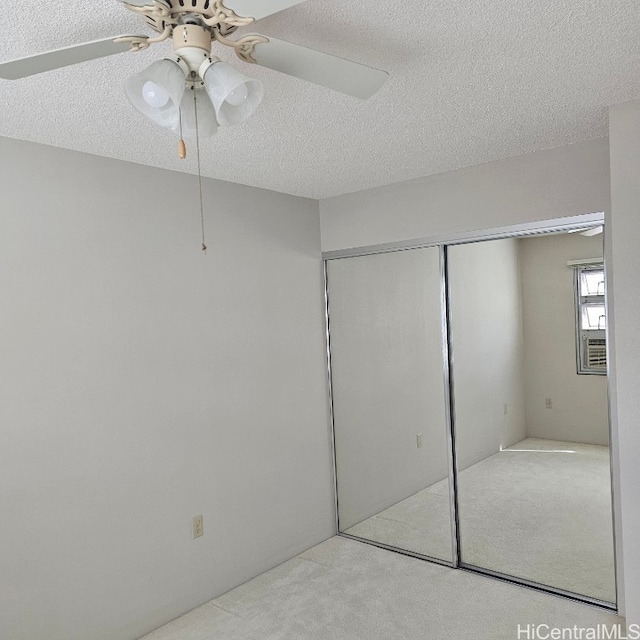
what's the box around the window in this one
[573,264,606,375]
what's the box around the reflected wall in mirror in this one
[327,248,453,562]
[449,230,615,604]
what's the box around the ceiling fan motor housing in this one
[172,23,212,80]
[143,0,240,32]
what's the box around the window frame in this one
[573,263,607,376]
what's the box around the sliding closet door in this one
[448,234,616,604]
[327,248,453,563]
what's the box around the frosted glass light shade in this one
[170,90,219,138]
[202,61,263,126]
[124,59,186,128]
[142,81,169,108]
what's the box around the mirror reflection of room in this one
[327,247,453,563]
[448,229,615,604]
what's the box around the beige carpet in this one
[344,438,616,604]
[139,536,622,640]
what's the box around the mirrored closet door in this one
[448,231,616,605]
[326,218,617,608]
[326,247,454,563]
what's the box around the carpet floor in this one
[140,536,622,640]
[344,438,616,604]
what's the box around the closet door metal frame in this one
[323,248,457,569]
[323,212,619,613]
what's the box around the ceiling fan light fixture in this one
[171,89,219,138]
[201,59,263,126]
[124,58,186,128]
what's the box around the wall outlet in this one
[192,515,204,539]
[545,398,553,409]
[503,403,508,416]
[417,433,423,448]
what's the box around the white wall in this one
[447,239,526,470]
[608,100,640,625]
[320,139,610,253]
[520,233,609,445]
[327,248,450,530]
[0,137,335,640]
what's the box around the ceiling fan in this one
[568,226,604,237]
[0,0,389,138]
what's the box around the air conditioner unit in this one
[585,337,607,370]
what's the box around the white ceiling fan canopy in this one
[116,0,309,19]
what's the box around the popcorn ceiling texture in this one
[1,0,639,199]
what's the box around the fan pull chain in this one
[193,90,208,254]
[178,107,186,159]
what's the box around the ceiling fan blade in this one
[223,0,309,21]
[247,36,388,99]
[0,37,141,80]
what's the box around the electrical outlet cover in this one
[192,515,204,539]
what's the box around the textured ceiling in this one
[1,1,639,199]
